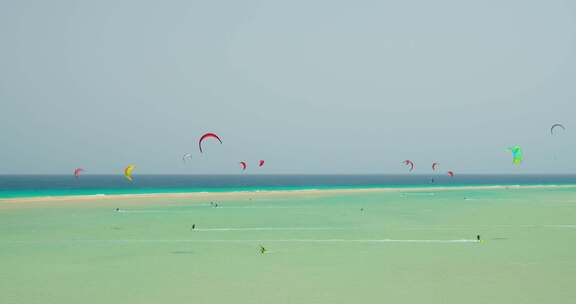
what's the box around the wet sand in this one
[2,184,575,205]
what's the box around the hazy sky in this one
[1,0,575,174]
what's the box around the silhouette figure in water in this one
[360,208,364,212]
[115,208,120,212]
[259,245,266,254]
[191,224,196,230]
[476,235,481,242]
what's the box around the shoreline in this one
[1,184,575,204]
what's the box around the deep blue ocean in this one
[1,174,576,198]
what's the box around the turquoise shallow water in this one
[2,174,576,198]
[1,187,576,303]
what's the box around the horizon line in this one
[1,173,576,176]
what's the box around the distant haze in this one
[1,0,575,174]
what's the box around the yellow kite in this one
[124,165,135,182]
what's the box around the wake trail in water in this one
[194,227,346,231]
[117,206,320,213]
[3,239,480,244]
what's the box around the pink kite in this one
[198,133,222,153]
[239,161,247,170]
[73,168,84,178]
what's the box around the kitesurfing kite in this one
[258,160,265,167]
[73,168,84,178]
[432,162,440,171]
[239,161,247,171]
[124,165,135,182]
[403,160,415,172]
[507,146,523,165]
[198,133,222,153]
[550,123,566,135]
[447,171,454,177]
[182,153,192,162]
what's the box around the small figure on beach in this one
[259,245,267,254]
[191,224,196,230]
[476,235,481,242]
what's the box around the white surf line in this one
[5,184,576,203]
[3,239,479,244]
